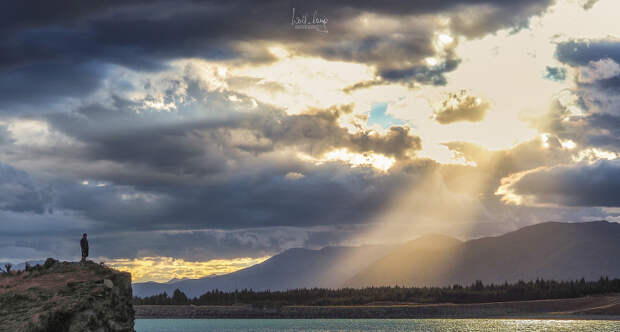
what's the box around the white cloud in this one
[578,58,620,83]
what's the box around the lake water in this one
[135,318,620,331]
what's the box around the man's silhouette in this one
[80,233,89,263]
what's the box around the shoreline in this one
[135,315,620,321]
[135,295,620,319]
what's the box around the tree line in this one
[134,277,620,306]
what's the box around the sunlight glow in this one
[268,46,290,59]
[438,34,454,46]
[297,149,395,171]
[574,148,619,163]
[325,149,396,171]
[560,139,576,150]
[107,256,271,283]
[141,99,177,112]
[425,57,438,66]
[227,54,374,114]
[495,172,530,206]
[541,133,551,148]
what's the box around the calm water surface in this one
[135,318,620,331]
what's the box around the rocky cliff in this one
[0,258,134,332]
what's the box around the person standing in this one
[80,233,89,263]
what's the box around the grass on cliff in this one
[0,258,114,280]
[0,258,134,332]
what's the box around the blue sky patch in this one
[543,66,567,81]
[367,103,404,128]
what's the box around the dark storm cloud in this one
[0,151,468,264]
[433,90,490,124]
[83,224,369,261]
[344,57,461,90]
[47,163,408,231]
[553,40,620,95]
[448,0,554,38]
[503,159,620,207]
[31,64,423,173]
[0,124,12,145]
[535,92,620,154]
[536,39,620,153]
[0,0,558,112]
[0,62,108,112]
[1,0,556,65]
[42,122,421,232]
[0,163,50,214]
[595,74,620,92]
[1,0,554,31]
[0,157,436,261]
[442,137,571,179]
[0,1,249,70]
[255,105,422,158]
[380,59,461,84]
[555,39,620,67]
[580,113,620,148]
[440,137,573,196]
[40,102,422,186]
[1,65,425,232]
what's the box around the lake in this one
[135,318,620,331]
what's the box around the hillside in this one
[347,221,620,287]
[345,234,463,288]
[0,259,134,332]
[133,245,392,298]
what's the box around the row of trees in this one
[134,277,620,306]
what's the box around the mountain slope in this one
[133,245,393,298]
[345,234,463,287]
[347,221,620,288]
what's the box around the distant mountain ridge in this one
[133,245,393,298]
[347,220,620,288]
[133,221,620,298]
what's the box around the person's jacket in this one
[80,238,89,251]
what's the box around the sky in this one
[2,0,620,282]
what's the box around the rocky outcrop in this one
[0,258,134,332]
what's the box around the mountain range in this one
[347,220,620,287]
[133,245,393,298]
[133,221,620,298]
